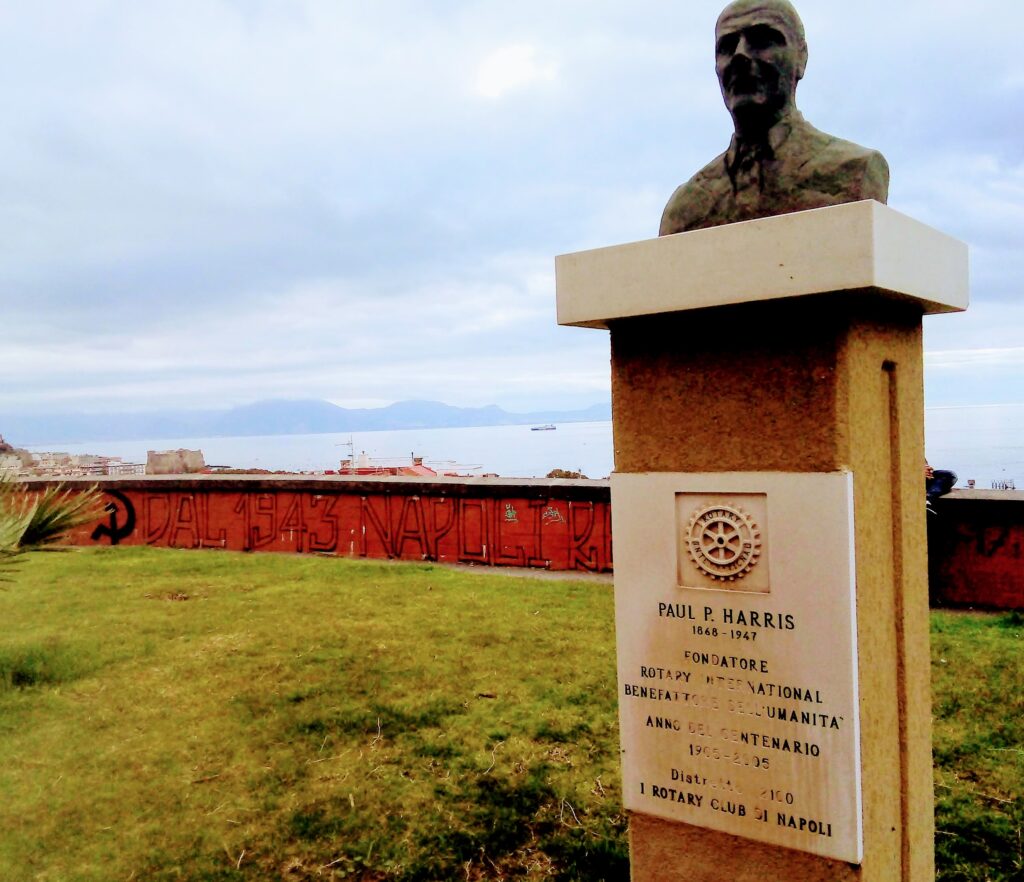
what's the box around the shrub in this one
[0,478,103,580]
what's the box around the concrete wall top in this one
[940,488,1024,504]
[555,200,969,328]
[19,473,611,501]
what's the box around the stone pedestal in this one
[556,201,968,882]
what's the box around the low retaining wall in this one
[25,478,1023,607]
[930,489,1024,610]
[45,475,613,574]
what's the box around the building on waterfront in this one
[0,445,145,479]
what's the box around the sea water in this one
[925,403,1023,488]
[26,404,1024,488]
[28,421,616,480]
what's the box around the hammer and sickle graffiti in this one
[90,490,137,545]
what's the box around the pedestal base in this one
[611,297,934,881]
[555,204,965,882]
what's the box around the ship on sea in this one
[531,424,556,431]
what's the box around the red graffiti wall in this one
[26,479,1024,607]
[929,491,1024,610]
[57,476,613,574]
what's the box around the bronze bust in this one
[660,0,888,236]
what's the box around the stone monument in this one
[660,0,888,235]
[556,4,969,881]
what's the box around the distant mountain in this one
[0,399,612,446]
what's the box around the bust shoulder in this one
[659,153,732,236]
[659,118,889,235]
[783,118,889,201]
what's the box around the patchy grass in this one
[0,548,1020,880]
[0,547,625,881]
[932,610,1024,881]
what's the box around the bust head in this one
[715,0,807,134]
[660,0,888,235]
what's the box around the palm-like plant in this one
[0,478,104,580]
[0,508,27,580]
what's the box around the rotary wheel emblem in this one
[686,504,762,581]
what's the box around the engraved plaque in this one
[611,472,862,863]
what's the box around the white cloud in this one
[474,44,557,99]
[1,0,1023,418]
[926,347,1024,369]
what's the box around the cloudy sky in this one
[0,0,1021,417]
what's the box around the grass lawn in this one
[932,610,1024,880]
[0,548,1020,881]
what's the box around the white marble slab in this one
[556,200,968,328]
[611,471,863,863]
